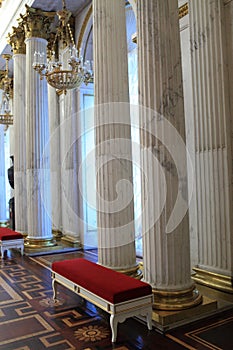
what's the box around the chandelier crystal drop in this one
[32,0,93,94]
[0,54,13,125]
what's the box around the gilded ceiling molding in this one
[77,4,92,51]
[19,5,55,40]
[8,24,26,55]
[179,2,188,19]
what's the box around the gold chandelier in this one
[33,0,93,94]
[0,54,13,125]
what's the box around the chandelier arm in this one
[52,30,60,54]
[67,23,75,47]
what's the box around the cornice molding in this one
[77,4,92,51]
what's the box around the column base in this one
[116,263,143,280]
[61,235,81,248]
[153,284,202,311]
[24,237,56,249]
[52,229,63,241]
[192,267,233,293]
[151,295,217,332]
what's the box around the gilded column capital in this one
[19,5,55,40]
[8,25,26,55]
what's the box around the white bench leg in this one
[52,278,58,300]
[110,315,118,343]
[20,245,24,256]
[147,309,152,330]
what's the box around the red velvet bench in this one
[0,227,24,257]
[52,258,153,342]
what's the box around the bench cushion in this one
[0,228,23,241]
[52,258,152,304]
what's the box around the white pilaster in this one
[137,0,201,309]
[93,0,137,272]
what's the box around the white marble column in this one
[48,86,62,240]
[137,0,201,309]
[93,0,138,275]
[22,8,54,248]
[189,0,233,292]
[9,25,27,235]
[0,124,6,223]
[60,90,80,247]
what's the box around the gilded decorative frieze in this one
[8,25,26,55]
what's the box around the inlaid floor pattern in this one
[0,252,233,349]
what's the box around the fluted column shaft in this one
[137,0,201,309]
[20,7,55,248]
[93,0,137,272]
[189,0,233,290]
[24,36,53,246]
[13,53,27,234]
